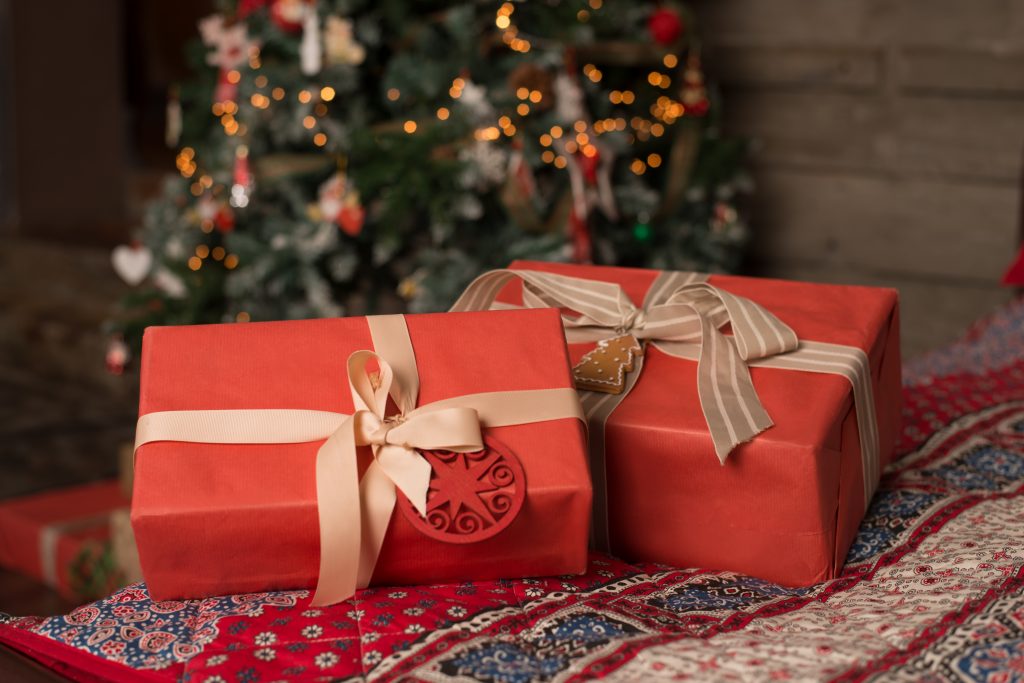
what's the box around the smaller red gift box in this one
[0,481,129,601]
[131,309,591,602]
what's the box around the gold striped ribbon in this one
[451,269,881,552]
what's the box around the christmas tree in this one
[107,0,749,369]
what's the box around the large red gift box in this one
[0,481,128,601]
[131,309,590,601]
[492,261,902,587]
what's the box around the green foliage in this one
[112,0,749,349]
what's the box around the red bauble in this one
[337,205,365,237]
[270,0,306,33]
[105,337,130,376]
[648,7,684,46]
[215,206,236,233]
[236,0,269,19]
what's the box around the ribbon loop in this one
[453,269,798,462]
[662,282,798,361]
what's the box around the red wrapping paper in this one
[131,308,590,600]
[0,481,127,600]
[505,261,902,586]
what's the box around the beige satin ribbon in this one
[452,269,881,551]
[134,314,584,606]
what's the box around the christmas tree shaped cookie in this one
[573,335,644,394]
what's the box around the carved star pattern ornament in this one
[398,437,525,544]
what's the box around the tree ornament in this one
[553,72,585,124]
[680,50,710,116]
[712,202,738,233]
[105,335,130,376]
[196,194,220,223]
[300,6,322,76]
[458,140,508,190]
[215,205,236,233]
[236,0,269,19]
[165,86,182,148]
[200,193,236,232]
[198,15,253,71]
[318,171,364,237]
[229,146,252,210]
[456,80,493,123]
[648,7,684,46]
[198,14,256,103]
[324,16,366,66]
[111,243,153,286]
[499,142,542,231]
[270,0,306,33]
[556,131,618,263]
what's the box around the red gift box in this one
[0,481,128,600]
[465,261,901,587]
[131,309,590,602]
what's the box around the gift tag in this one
[398,436,525,544]
[572,334,643,394]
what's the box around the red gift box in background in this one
[131,308,591,601]
[497,261,902,587]
[0,481,129,601]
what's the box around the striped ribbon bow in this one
[451,269,801,464]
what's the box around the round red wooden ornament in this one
[398,436,526,544]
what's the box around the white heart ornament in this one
[111,245,153,286]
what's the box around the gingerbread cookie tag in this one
[572,334,644,394]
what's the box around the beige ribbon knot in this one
[452,269,801,464]
[344,350,485,522]
[616,308,647,335]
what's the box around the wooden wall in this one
[691,0,1024,356]
[4,0,128,244]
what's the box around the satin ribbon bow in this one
[315,349,487,606]
[452,270,800,463]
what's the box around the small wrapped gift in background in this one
[454,261,901,587]
[131,309,589,604]
[0,481,132,602]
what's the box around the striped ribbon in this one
[451,269,881,552]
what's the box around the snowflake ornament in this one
[456,80,493,123]
[459,141,508,190]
